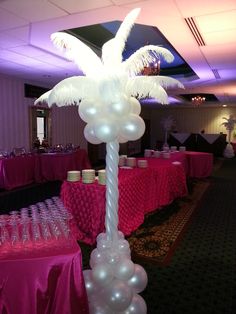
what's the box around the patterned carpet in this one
[127,179,210,266]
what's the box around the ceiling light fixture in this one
[192,95,205,105]
[141,59,161,76]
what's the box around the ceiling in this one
[0,0,236,107]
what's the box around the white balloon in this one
[89,296,114,314]
[83,269,98,296]
[118,239,130,254]
[120,114,145,141]
[117,135,128,144]
[79,99,101,123]
[92,263,114,286]
[114,258,135,281]
[97,238,112,251]
[90,248,105,268]
[129,97,141,115]
[127,264,148,293]
[84,124,102,144]
[96,232,108,242]
[94,118,119,143]
[105,250,120,265]
[118,294,147,314]
[106,95,131,117]
[102,279,133,312]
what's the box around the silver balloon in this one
[120,114,145,141]
[83,269,98,296]
[118,294,147,314]
[114,258,135,281]
[92,263,114,286]
[102,278,133,312]
[127,264,148,293]
[84,124,102,144]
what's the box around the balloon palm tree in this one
[221,114,236,158]
[35,8,183,313]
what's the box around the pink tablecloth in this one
[184,151,213,178]
[35,149,91,182]
[0,155,35,190]
[0,240,89,314]
[61,163,187,245]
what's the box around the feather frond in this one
[51,32,103,76]
[34,90,51,105]
[126,77,168,104]
[48,76,97,107]
[122,45,174,76]
[116,8,140,46]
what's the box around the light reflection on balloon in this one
[127,264,148,293]
[120,114,145,141]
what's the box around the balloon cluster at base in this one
[80,80,145,145]
[83,231,148,314]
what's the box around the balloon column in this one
[35,8,184,313]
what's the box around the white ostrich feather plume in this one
[51,32,103,76]
[48,76,97,107]
[34,90,51,105]
[122,45,174,76]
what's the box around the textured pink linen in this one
[184,151,213,178]
[61,163,187,245]
[35,149,91,182]
[0,155,35,190]
[0,240,89,314]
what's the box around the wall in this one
[0,73,87,152]
[149,106,236,148]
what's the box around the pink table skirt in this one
[35,149,91,183]
[0,240,89,314]
[0,155,35,190]
[61,163,187,245]
[144,151,213,178]
[184,151,213,178]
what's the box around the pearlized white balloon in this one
[83,269,98,296]
[118,294,147,314]
[84,124,102,144]
[118,239,130,254]
[89,296,114,314]
[129,97,141,115]
[114,258,135,281]
[92,263,114,286]
[106,95,131,117]
[102,278,133,311]
[127,264,148,293]
[96,232,107,242]
[79,99,102,123]
[94,118,119,143]
[105,250,120,265]
[117,135,128,144]
[120,114,145,141]
[90,248,105,268]
[97,238,112,251]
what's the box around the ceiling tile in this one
[203,29,236,45]
[0,0,67,22]
[4,26,30,42]
[0,7,27,31]
[49,0,112,14]
[0,33,25,48]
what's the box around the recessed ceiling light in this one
[222,104,227,107]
